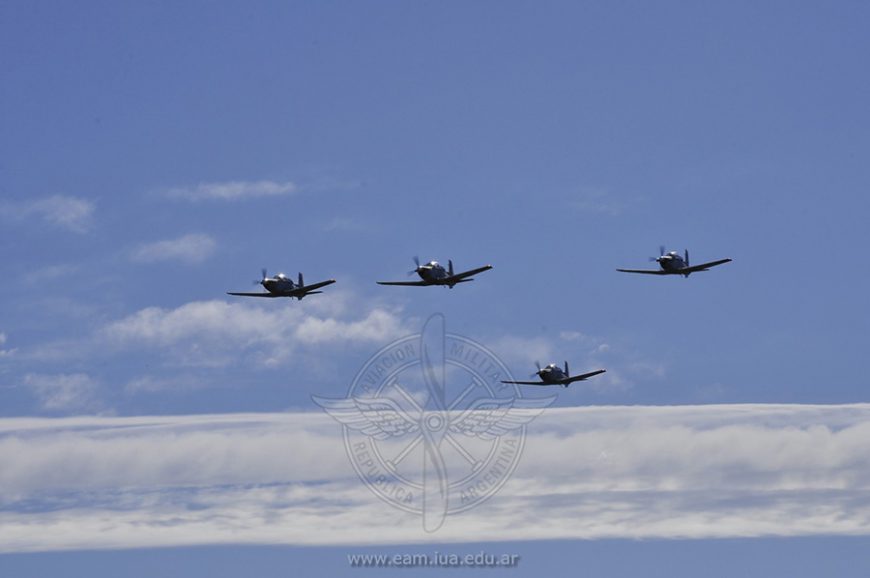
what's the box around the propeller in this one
[254,268,268,285]
[649,245,669,262]
[531,360,542,378]
[407,255,422,276]
[684,249,689,267]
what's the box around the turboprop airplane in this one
[227,269,336,300]
[501,361,606,387]
[377,257,492,288]
[617,246,731,277]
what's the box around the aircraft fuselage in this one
[262,274,298,294]
[657,252,687,273]
[538,364,567,384]
[416,261,448,283]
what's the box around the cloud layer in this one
[1,404,869,552]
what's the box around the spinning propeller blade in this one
[650,246,667,262]
[408,256,421,276]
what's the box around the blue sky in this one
[2,1,870,575]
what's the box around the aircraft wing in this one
[226,292,281,298]
[499,379,549,386]
[616,268,669,275]
[680,258,732,274]
[296,279,337,293]
[446,264,493,282]
[376,280,430,286]
[561,369,606,384]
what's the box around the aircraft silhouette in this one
[227,269,336,300]
[377,257,492,289]
[501,361,606,387]
[617,246,731,277]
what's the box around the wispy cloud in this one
[0,404,868,552]
[131,233,217,264]
[122,373,227,394]
[321,216,372,233]
[569,187,631,216]
[162,180,298,201]
[0,195,95,233]
[22,264,79,284]
[0,332,15,358]
[488,329,651,394]
[23,373,101,412]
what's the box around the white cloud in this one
[100,299,408,366]
[489,335,554,368]
[131,233,217,264]
[23,373,100,412]
[0,332,15,358]
[162,180,297,201]
[123,374,204,394]
[0,404,869,552]
[0,195,95,233]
